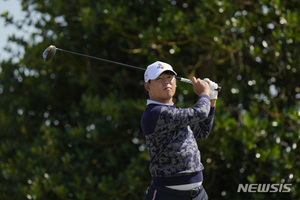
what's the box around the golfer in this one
[141,61,218,200]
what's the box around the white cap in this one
[144,61,177,82]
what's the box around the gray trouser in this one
[145,184,208,200]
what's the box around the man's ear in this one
[144,82,150,92]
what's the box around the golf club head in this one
[43,45,57,62]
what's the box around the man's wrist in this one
[210,99,217,107]
[199,91,210,96]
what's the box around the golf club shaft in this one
[55,47,221,91]
[57,48,145,71]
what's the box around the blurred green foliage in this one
[0,0,299,199]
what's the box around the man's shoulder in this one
[143,104,163,116]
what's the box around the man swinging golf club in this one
[141,61,218,200]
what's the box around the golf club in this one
[43,45,221,91]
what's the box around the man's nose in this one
[163,78,171,84]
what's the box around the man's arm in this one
[150,95,211,135]
[190,106,215,140]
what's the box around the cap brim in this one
[151,69,177,80]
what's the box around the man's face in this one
[144,72,177,104]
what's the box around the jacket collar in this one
[147,99,174,106]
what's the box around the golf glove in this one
[204,78,218,99]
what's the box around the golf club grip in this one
[176,77,222,92]
[177,77,192,84]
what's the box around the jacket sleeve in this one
[190,107,215,140]
[149,95,211,136]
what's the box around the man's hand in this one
[192,77,210,96]
[204,78,219,99]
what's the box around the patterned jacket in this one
[141,95,215,186]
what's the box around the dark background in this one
[0,0,299,199]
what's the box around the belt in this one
[153,184,203,198]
